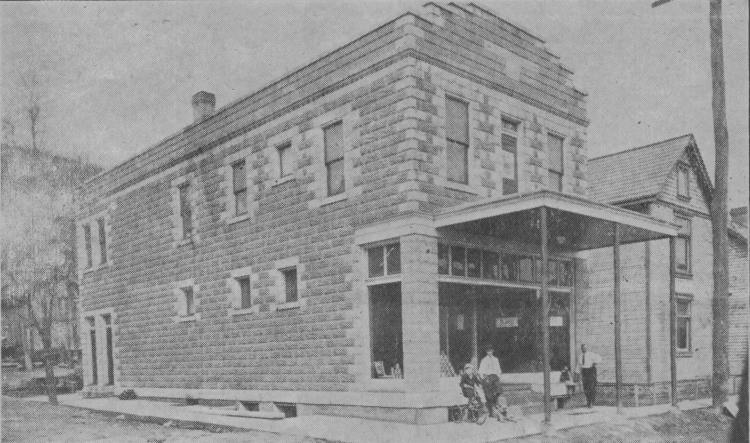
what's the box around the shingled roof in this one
[587,134,711,205]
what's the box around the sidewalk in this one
[19,393,722,443]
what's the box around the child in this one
[460,364,487,424]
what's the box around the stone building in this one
[78,3,743,423]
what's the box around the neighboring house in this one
[1,144,102,363]
[587,134,749,402]
[80,3,708,423]
[728,207,748,391]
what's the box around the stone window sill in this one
[231,306,259,316]
[365,275,402,286]
[177,237,194,247]
[175,314,200,323]
[272,299,307,311]
[227,213,251,225]
[320,193,347,207]
[677,194,691,202]
[675,271,693,279]
[444,181,478,195]
[272,175,295,187]
[677,350,693,358]
[83,263,110,274]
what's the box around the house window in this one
[368,243,401,278]
[370,283,403,378]
[278,143,293,178]
[675,216,691,273]
[466,248,481,278]
[324,122,344,196]
[677,164,690,198]
[676,296,692,351]
[232,161,248,216]
[182,287,195,317]
[482,250,500,279]
[237,276,252,309]
[446,97,469,184]
[282,268,298,303]
[451,246,466,276]
[438,243,450,275]
[547,133,564,192]
[83,223,93,268]
[178,183,193,238]
[97,218,107,265]
[501,118,519,195]
[501,253,535,283]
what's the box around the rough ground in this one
[505,408,733,442]
[1,396,735,442]
[0,397,332,442]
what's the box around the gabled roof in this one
[587,134,712,205]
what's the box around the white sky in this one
[1,0,747,206]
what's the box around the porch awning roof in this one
[434,190,678,251]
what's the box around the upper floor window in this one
[178,183,193,239]
[97,218,107,265]
[368,243,401,278]
[181,286,195,317]
[83,223,93,268]
[324,122,344,196]
[232,160,248,216]
[675,216,691,274]
[282,267,298,303]
[501,118,519,195]
[547,133,564,192]
[446,97,469,184]
[237,276,252,309]
[278,143,293,178]
[677,164,690,199]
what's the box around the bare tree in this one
[1,73,82,405]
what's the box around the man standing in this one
[577,344,601,408]
[479,346,503,418]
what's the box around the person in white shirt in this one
[577,344,602,407]
[479,346,503,419]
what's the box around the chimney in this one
[191,91,215,122]
[730,207,748,228]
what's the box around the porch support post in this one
[613,222,623,413]
[669,236,678,406]
[540,206,552,423]
[400,234,440,393]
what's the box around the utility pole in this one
[652,0,730,408]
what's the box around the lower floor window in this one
[370,283,403,378]
[439,283,570,376]
[676,296,692,352]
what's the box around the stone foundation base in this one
[594,378,712,407]
[300,403,447,424]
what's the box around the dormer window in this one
[677,164,690,199]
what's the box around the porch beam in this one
[613,222,623,413]
[540,206,552,423]
[669,236,678,406]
